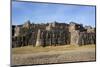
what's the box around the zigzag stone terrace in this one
[12,21,96,48]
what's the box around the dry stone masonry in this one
[12,21,96,48]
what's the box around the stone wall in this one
[12,21,96,48]
[70,30,95,46]
[78,32,95,45]
[12,29,70,48]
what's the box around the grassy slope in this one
[12,44,95,54]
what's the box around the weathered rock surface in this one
[12,21,95,47]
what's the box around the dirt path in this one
[12,48,95,66]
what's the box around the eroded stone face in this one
[70,30,80,45]
[36,29,42,47]
[12,21,96,48]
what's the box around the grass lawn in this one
[12,44,95,54]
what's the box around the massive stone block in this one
[70,30,80,45]
[35,29,42,46]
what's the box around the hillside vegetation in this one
[12,44,95,54]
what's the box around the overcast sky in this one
[12,1,96,27]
